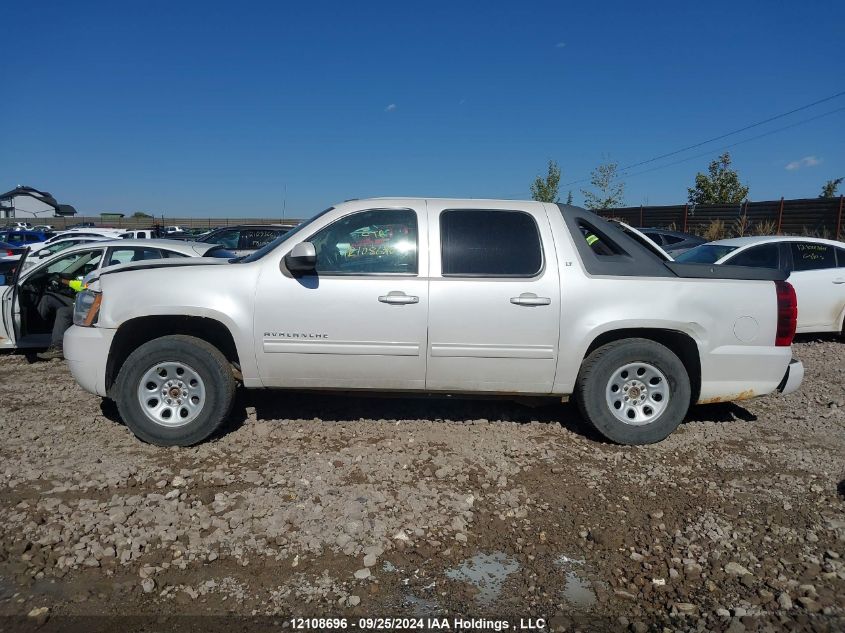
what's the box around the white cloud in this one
[555,41,566,48]
[384,103,396,112]
[785,155,821,170]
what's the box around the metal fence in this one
[598,196,845,239]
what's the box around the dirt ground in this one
[0,337,844,632]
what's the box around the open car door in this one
[0,247,28,348]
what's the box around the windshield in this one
[675,243,739,264]
[40,241,80,256]
[237,207,334,263]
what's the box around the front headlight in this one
[73,290,103,327]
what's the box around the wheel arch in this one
[106,315,241,394]
[581,328,701,404]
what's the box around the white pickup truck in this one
[62,199,804,446]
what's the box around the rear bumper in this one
[698,345,794,403]
[777,359,804,395]
[63,325,115,397]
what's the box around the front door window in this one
[308,209,418,275]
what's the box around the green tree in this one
[566,190,573,205]
[581,162,625,210]
[131,211,154,218]
[687,152,749,204]
[819,177,843,198]
[530,160,561,203]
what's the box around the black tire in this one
[574,338,691,445]
[113,335,236,446]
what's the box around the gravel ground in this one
[1,337,844,632]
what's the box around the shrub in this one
[703,219,728,241]
[732,214,752,237]
[753,219,777,236]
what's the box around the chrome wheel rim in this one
[137,361,206,428]
[605,362,670,426]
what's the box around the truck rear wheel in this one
[575,338,691,444]
[113,335,236,446]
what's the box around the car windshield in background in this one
[238,208,333,263]
[675,244,739,264]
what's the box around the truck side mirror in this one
[284,241,317,273]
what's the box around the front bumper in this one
[777,359,804,395]
[63,325,116,397]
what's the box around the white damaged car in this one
[62,199,804,447]
[0,240,233,350]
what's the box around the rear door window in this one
[790,242,836,271]
[836,247,845,267]
[728,243,780,268]
[440,209,542,276]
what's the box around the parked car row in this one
[1,222,54,232]
[0,224,295,265]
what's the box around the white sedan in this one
[677,236,845,334]
[11,236,114,269]
[0,239,233,350]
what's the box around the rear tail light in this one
[775,280,797,347]
[3,250,11,257]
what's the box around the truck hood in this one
[84,257,231,285]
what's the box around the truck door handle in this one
[378,291,419,305]
[510,293,551,306]
[833,279,845,284]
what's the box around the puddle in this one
[445,552,520,606]
[562,571,597,608]
[402,592,440,616]
[554,553,597,609]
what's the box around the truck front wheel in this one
[113,335,236,446]
[574,338,691,444]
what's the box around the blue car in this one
[0,229,50,246]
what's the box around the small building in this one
[0,185,78,220]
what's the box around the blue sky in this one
[2,1,844,218]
